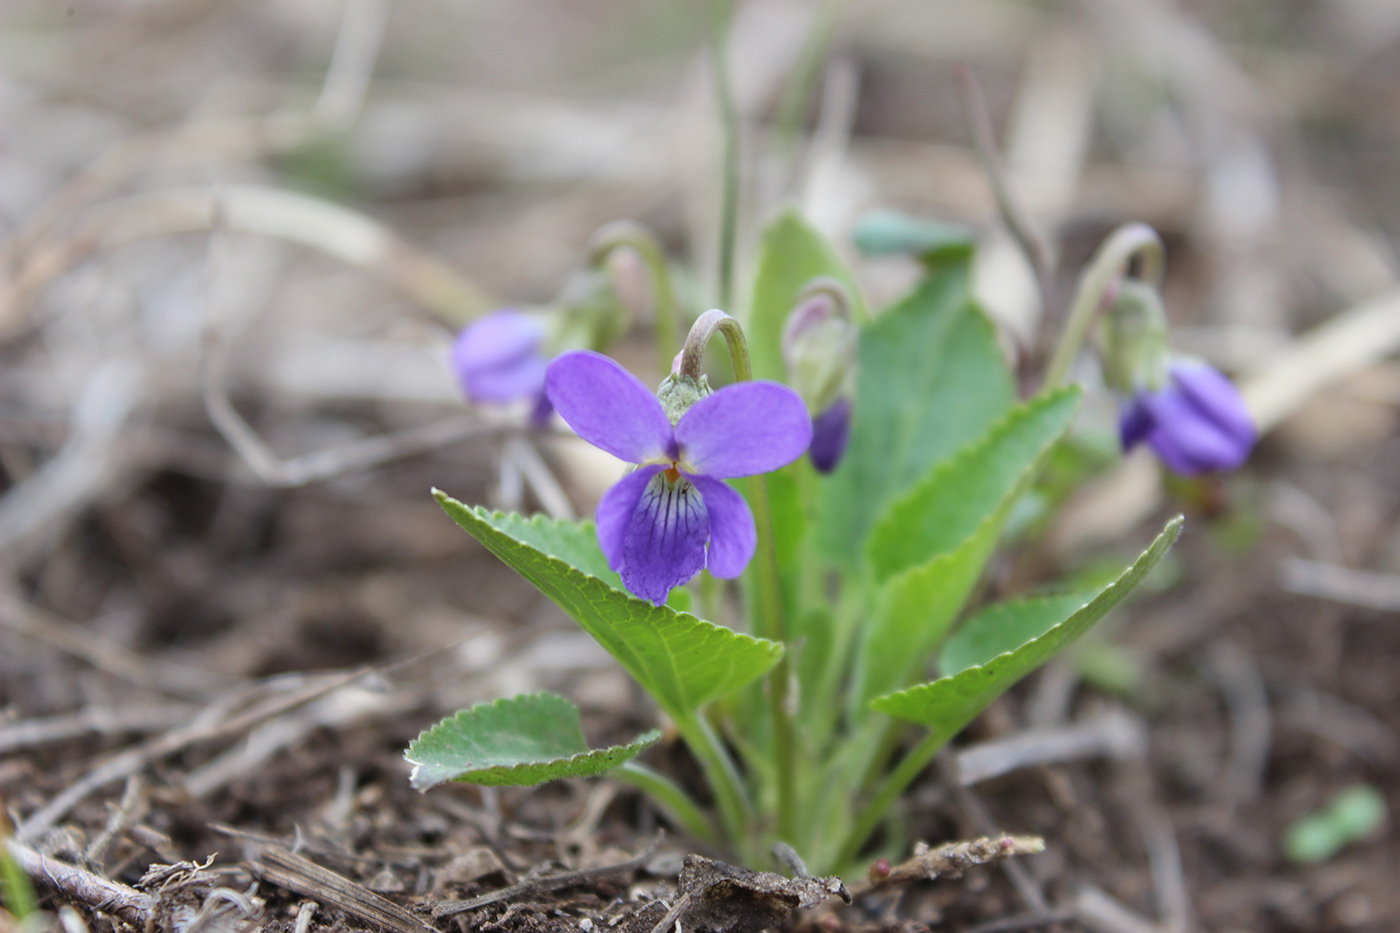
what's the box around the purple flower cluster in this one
[546,351,812,604]
[1119,361,1255,475]
[451,311,553,424]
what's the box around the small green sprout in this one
[1284,784,1387,864]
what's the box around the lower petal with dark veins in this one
[621,473,710,604]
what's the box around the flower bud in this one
[1119,359,1256,475]
[782,288,857,415]
[548,264,632,357]
[782,279,857,473]
[1099,278,1170,394]
[808,397,852,474]
[655,372,711,426]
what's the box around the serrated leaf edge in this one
[407,728,663,791]
[865,385,1082,575]
[870,516,1183,719]
[937,590,1101,675]
[431,491,785,715]
[434,493,612,578]
[404,692,663,791]
[434,493,781,650]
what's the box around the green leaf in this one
[854,540,987,709]
[747,209,864,384]
[870,517,1183,738]
[865,387,1083,581]
[459,508,622,585]
[938,592,1098,676]
[816,260,1015,567]
[433,492,784,721]
[406,692,661,790]
[850,389,1082,707]
[851,210,975,263]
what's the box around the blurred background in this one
[2,1,1399,930]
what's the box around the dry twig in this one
[4,839,153,926]
[252,846,432,933]
[16,665,403,840]
[955,709,1147,786]
[4,186,493,329]
[1279,558,1400,613]
[955,64,1054,321]
[855,834,1046,896]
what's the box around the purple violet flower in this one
[1119,360,1256,475]
[452,311,553,424]
[545,350,812,604]
[808,397,852,474]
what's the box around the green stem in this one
[0,805,37,920]
[709,0,740,310]
[678,308,798,848]
[589,220,680,379]
[1043,222,1165,389]
[834,728,947,870]
[676,712,752,853]
[773,0,843,171]
[615,762,720,847]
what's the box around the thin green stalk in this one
[696,570,723,627]
[675,712,752,853]
[803,570,866,752]
[678,309,798,849]
[0,805,36,921]
[709,1,740,310]
[834,728,946,870]
[1043,223,1165,389]
[615,762,720,847]
[589,220,680,379]
[773,0,843,169]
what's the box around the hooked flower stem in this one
[1044,222,1165,390]
[589,220,681,381]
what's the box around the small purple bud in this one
[451,310,550,416]
[781,287,857,415]
[808,397,851,474]
[1119,360,1255,475]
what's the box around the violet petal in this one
[1118,395,1154,451]
[528,391,555,427]
[1143,389,1249,474]
[595,464,665,574]
[545,351,673,464]
[808,397,852,474]
[452,311,547,402]
[1169,361,1256,450]
[621,473,710,604]
[674,381,812,478]
[684,473,756,579]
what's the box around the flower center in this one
[663,462,681,483]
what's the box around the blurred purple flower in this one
[808,398,851,474]
[452,311,553,424]
[1119,361,1255,475]
[545,350,812,604]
